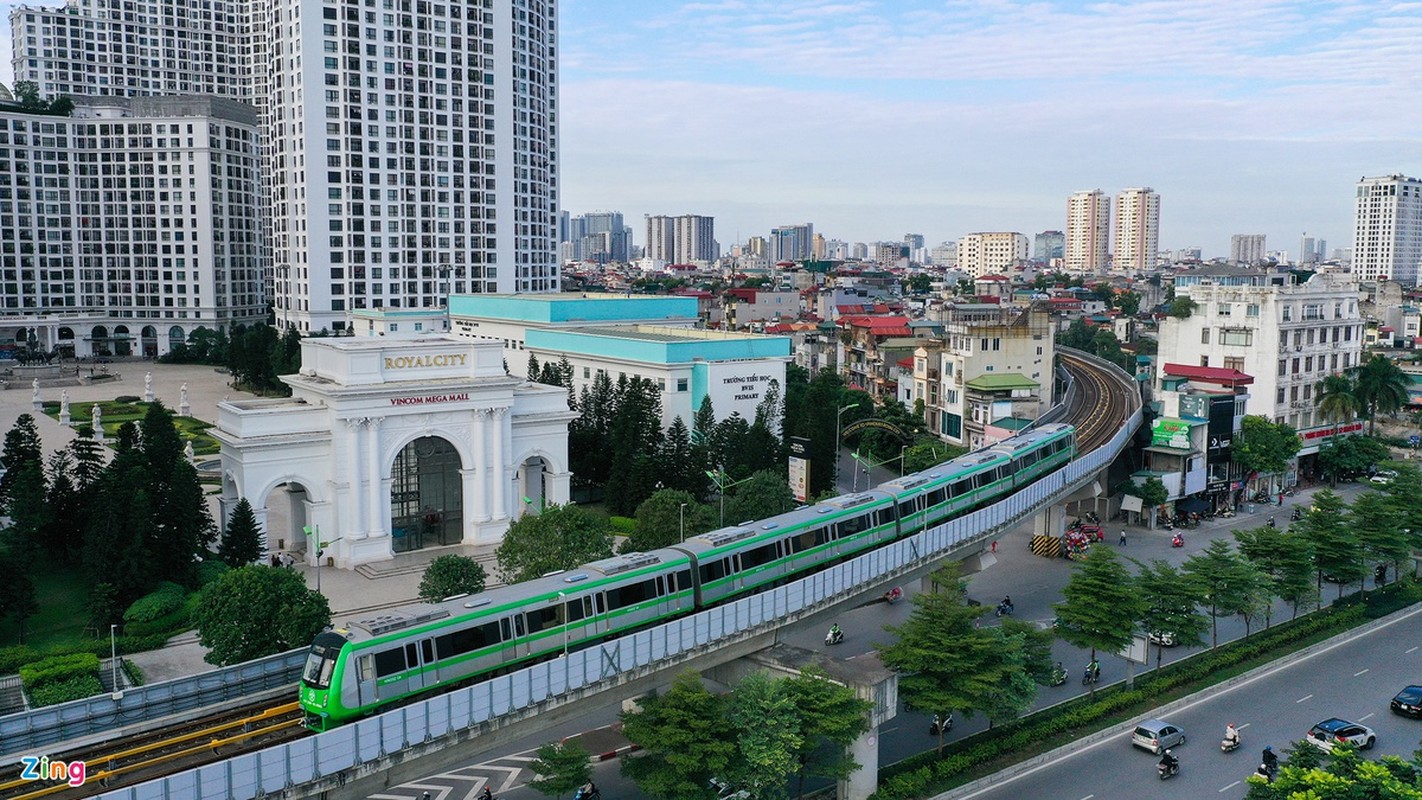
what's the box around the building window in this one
[1278,360,1286,376]
[1305,356,1313,371]
[1276,387,1285,403]
[1282,306,1293,322]
[1246,304,1260,317]
[945,389,958,404]
[1220,329,1252,347]
[1224,357,1244,372]
[1217,303,1231,316]
[1292,358,1300,374]
[1200,356,1209,367]
[1201,328,1210,344]
[677,378,688,392]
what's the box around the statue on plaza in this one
[91,403,103,431]
[180,383,189,406]
[184,440,195,463]
[144,371,154,402]
[60,390,69,414]
[31,378,39,400]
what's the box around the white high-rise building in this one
[266,0,559,332]
[1230,234,1267,265]
[1113,187,1159,272]
[1065,189,1110,273]
[645,214,716,263]
[1353,174,1422,285]
[0,96,265,356]
[956,232,1029,278]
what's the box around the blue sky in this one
[558,0,1422,258]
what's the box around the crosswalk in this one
[368,754,534,800]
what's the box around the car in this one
[1392,685,1422,718]
[1131,719,1186,754]
[1370,470,1397,485]
[1304,718,1375,752]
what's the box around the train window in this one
[791,529,817,553]
[897,500,917,518]
[838,515,864,538]
[876,510,895,528]
[404,643,418,669]
[606,578,656,610]
[373,647,406,678]
[740,543,780,569]
[525,605,560,633]
[700,558,729,583]
[435,621,501,659]
[815,527,833,546]
[358,654,375,681]
[674,569,692,592]
[421,639,434,665]
[926,488,947,506]
[565,597,586,623]
[950,480,970,498]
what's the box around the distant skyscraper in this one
[1299,235,1319,265]
[930,241,958,268]
[957,233,1029,278]
[1034,231,1065,264]
[1230,234,1267,265]
[1066,190,1110,273]
[904,233,925,250]
[1113,187,1160,272]
[812,233,827,260]
[645,215,716,263]
[1354,174,1422,285]
[769,224,815,263]
[567,211,629,263]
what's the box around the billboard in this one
[1150,418,1191,450]
[788,456,809,503]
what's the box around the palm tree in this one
[1351,355,1410,435]
[1314,373,1360,440]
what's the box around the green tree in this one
[657,417,704,498]
[1232,416,1301,480]
[0,552,39,644]
[494,502,614,584]
[1052,546,1143,691]
[878,566,1001,753]
[417,554,488,602]
[605,377,664,514]
[1382,465,1422,560]
[904,273,933,294]
[629,489,714,552]
[1131,559,1209,668]
[781,667,872,796]
[1226,558,1273,638]
[1167,296,1197,318]
[1351,354,1410,435]
[41,450,83,564]
[621,670,737,800]
[1235,525,1315,621]
[725,671,801,800]
[1117,291,1141,316]
[1242,744,1422,797]
[0,413,44,509]
[724,470,796,527]
[5,460,49,555]
[218,498,265,567]
[979,622,1048,726]
[527,352,541,380]
[1351,490,1409,588]
[192,566,331,665]
[527,740,592,800]
[1314,373,1360,443]
[1298,489,1361,600]
[1316,435,1390,484]
[903,442,965,474]
[1182,539,1250,647]
[1056,318,1095,351]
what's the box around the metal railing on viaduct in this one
[81,355,1140,800]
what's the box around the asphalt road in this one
[364,482,1383,800]
[954,603,1422,800]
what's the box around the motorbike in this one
[1157,759,1179,780]
[883,586,904,604]
[825,627,844,646]
[1171,533,1184,548]
[995,600,1015,617]
[1219,508,1235,518]
[1290,508,1302,522]
[1049,666,1068,686]
[1085,511,1101,524]
[1221,735,1241,753]
[573,787,601,800]
[1266,516,1276,528]
[928,712,953,735]
[1082,664,1101,685]
[1256,762,1277,782]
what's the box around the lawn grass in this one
[0,568,91,649]
[40,399,219,456]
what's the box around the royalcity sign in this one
[383,353,469,369]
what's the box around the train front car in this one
[300,630,353,731]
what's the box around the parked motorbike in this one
[1290,508,1302,522]
[1266,516,1277,528]
[1219,508,1235,518]
[1085,511,1101,524]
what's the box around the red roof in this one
[1162,362,1255,387]
[976,274,1009,281]
[897,356,915,368]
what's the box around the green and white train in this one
[299,423,1077,730]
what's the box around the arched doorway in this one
[91,325,109,356]
[257,480,313,556]
[56,327,74,359]
[518,455,547,516]
[168,326,185,352]
[112,325,131,356]
[390,436,464,553]
[141,326,158,358]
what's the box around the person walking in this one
[1118,529,1127,546]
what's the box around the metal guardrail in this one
[0,650,304,759]
[93,392,1144,800]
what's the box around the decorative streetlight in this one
[851,449,906,492]
[679,502,688,542]
[705,469,756,527]
[835,403,861,492]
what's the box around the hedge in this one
[121,658,145,688]
[868,581,1420,800]
[0,634,174,676]
[123,582,189,624]
[19,653,101,690]
[28,675,105,708]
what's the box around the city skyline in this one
[553,0,1419,258]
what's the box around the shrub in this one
[40,400,59,411]
[28,675,105,707]
[197,560,232,587]
[0,646,41,675]
[115,395,141,403]
[123,582,188,624]
[609,516,637,535]
[20,653,100,690]
[120,658,145,687]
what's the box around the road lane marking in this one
[1239,722,1251,729]
[1360,712,1374,721]
[1296,694,1313,703]
[1219,781,1240,792]
[1408,646,1418,654]
[1078,795,1094,800]
[1354,668,1369,677]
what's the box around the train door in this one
[501,614,529,662]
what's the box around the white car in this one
[1371,470,1398,485]
[1304,718,1376,752]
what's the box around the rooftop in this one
[1161,362,1255,386]
[965,373,1039,391]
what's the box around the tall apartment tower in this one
[1113,187,1160,272]
[566,211,628,263]
[1230,235,1267,265]
[956,232,1029,278]
[1034,231,1065,264]
[1065,190,1110,273]
[14,0,562,335]
[1354,174,1422,285]
[769,224,815,263]
[645,215,716,263]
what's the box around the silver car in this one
[1132,718,1186,754]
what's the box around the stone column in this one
[459,467,479,541]
[366,417,384,539]
[491,407,507,521]
[474,409,491,522]
[1033,502,1066,537]
[252,506,271,554]
[345,418,367,538]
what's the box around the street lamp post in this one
[679,502,688,542]
[900,444,909,477]
[835,403,861,493]
[705,469,756,527]
[852,450,907,491]
[110,623,121,699]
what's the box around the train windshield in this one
[302,643,338,689]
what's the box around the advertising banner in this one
[788,456,809,503]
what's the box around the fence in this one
[93,393,1143,800]
[0,650,305,759]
